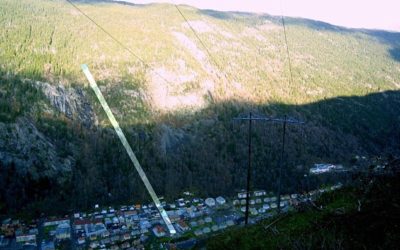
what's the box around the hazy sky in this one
[128,0,400,31]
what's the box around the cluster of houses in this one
[0,218,39,248]
[309,163,345,174]
[0,183,344,250]
[232,190,299,215]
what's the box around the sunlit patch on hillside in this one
[182,20,234,39]
[148,67,209,111]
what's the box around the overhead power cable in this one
[174,5,222,73]
[65,0,174,85]
[280,3,294,86]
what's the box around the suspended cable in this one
[280,6,294,87]
[65,0,174,85]
[174,5,222,73]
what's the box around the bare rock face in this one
[0,118,73,179]
[35,81,98,128]
[158,124,191,157]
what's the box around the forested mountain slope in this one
[0,0,399,216]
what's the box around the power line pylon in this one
[233,112,304,224]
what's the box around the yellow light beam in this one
[81,64,176,235]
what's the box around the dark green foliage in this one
[206,169,400,249]
[0,0,399,218]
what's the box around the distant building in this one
[216,196,226,205]
[310,164,343,174]
[177,220,190,232]
[202,227,211,234]
[262,204,270,210]
[205,198,216,207]
[194,229,203,236]
[15,229,37,246]
[226,220,235,226]
[55,223,71,240]
[238,192,247,199]
[84,221,107,238]
[43,218,70,227]
[41,240,55,250]
[152,225,166,237]
[254,190,266,197]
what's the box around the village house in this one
[1,219,16,237]
[77,236,86,245]
[263,204,270,210]
[176,220,190,232]
[43,218,70,227]
[226,220,235,227]
[254,190,266,197]
[84,220,107,238]
[216,196,226,205]
[238,192,247,199]
[152,225,166,237]
[202,227,211,234]
[55,223,71,240]
[74,218,95,232]
[194,229,203,236]
[15,229,37,246]
[205,198,216,207]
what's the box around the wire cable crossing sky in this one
[81,64,176,235]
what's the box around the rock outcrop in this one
[0,118,73,179]
[35,81,98,128]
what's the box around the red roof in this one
[155,225,165,233]
[177,220,188,228]
[124,210,137,216]
[74,218,102,226]
[45,217,69,223]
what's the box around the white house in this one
[216,196,226,205]
[238,192,248,199]
[15,230,36,246]
[254,190,266,197]
[43,218,70,227]
[205,198,216,207]
[177,220,190,232]
[152,225,166,237]
[55,223,71,240]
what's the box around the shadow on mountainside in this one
[1,71,400,217]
